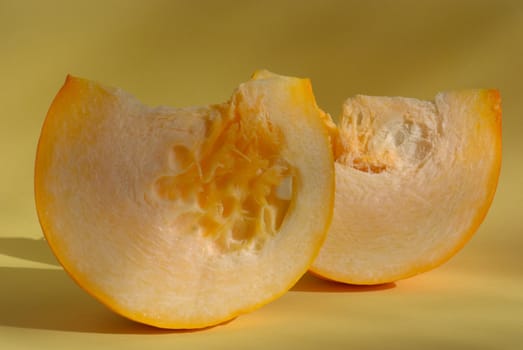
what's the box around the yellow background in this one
[1,0,522,349]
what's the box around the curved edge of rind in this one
[34,72,336,329]
[309,89,503,285]
[402,89,502,280]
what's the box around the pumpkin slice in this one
[35,71,334,328]
[311,90,502,285]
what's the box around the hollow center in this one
[337,110,434,173]
[153,112,293,252]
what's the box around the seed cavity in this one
[151,113,294,252]
[338,109,435,173]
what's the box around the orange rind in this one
[35,71,334,328]
[311,89,502,284]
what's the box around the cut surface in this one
[35,71,334,328]
[311,90,502,285]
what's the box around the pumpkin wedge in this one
[35,71,334,328]
[311,90,502,285]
